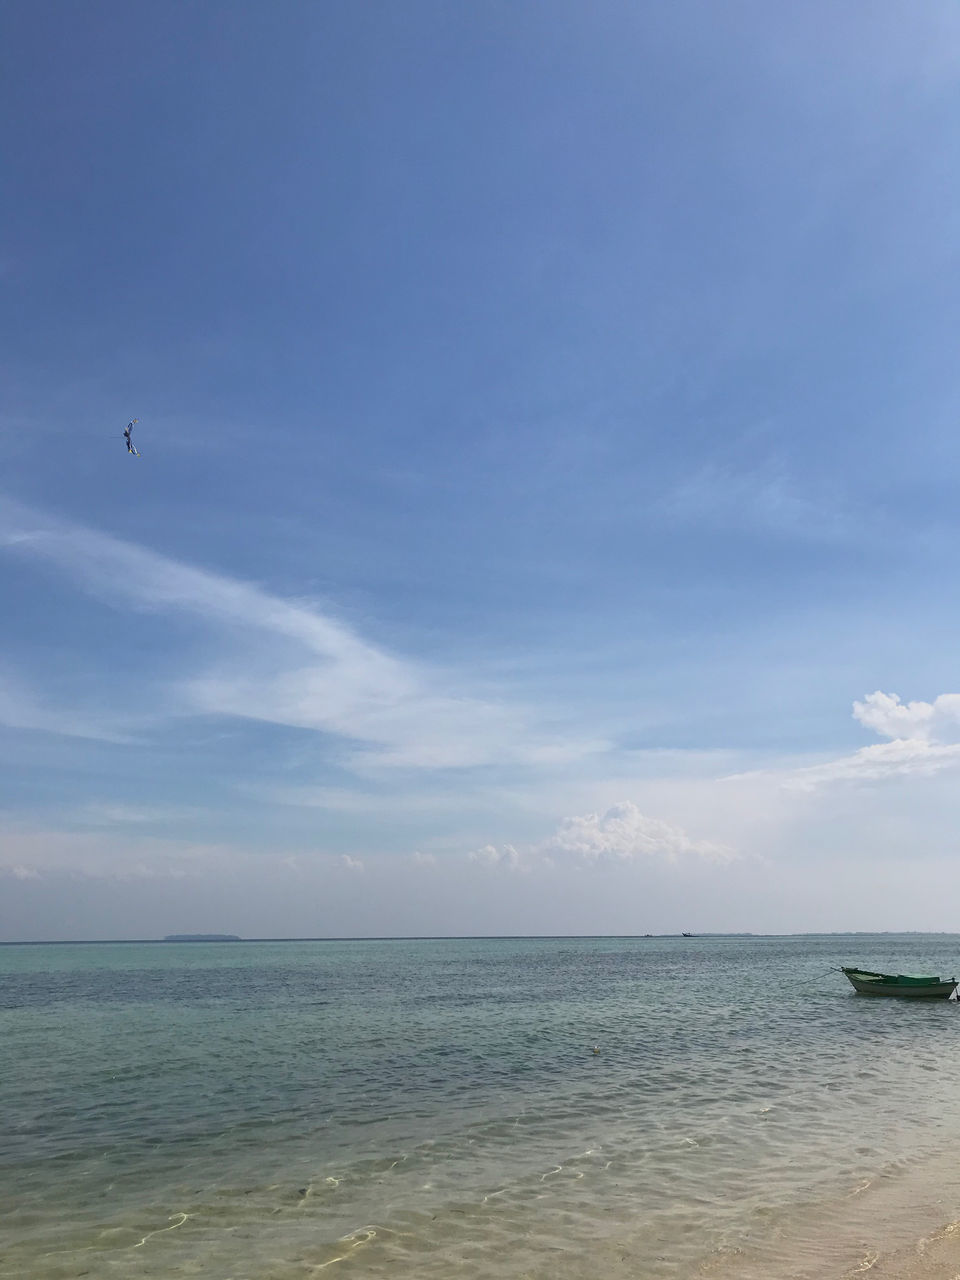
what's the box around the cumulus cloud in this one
[410,850,437,867]
[853,691,960,744]
[469,843,522,870]
[544,801,733,862]
[340,854,364,873]
[470,802,733,871]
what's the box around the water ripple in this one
[3,935,960,1278]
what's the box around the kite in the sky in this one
[122,419,140,456]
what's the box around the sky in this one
[3,1,960,939]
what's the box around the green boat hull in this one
[842,967,958,999]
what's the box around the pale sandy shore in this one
[686,1218,960,1280]
[679,1148,960,1280]
[861,1219,960,1280]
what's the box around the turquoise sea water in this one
[3,935,960,1279]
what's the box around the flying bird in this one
[122,419,140,456]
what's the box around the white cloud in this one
[0,819,374,883]
[0,498,606,772]
[410,850,437,867]
[469,843,522,870]
[658,463,852,543]
[470,802,733,871]
[784,738,960,791]
[77,803,196,826]
[257,786,471,815]
[0,670,131,742]
[544,801,734,863]
[0,824,230,881]
[728,690,960,791]
[853,690,960,743]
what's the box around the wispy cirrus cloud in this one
[0,823,229,881]
[0,497,607,772]
[75,802,204,826]
[0,669,133,742]
[657,462,854,543]
[784,737,960,790]
[259,785,475,815]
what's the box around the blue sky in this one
[3,2,960,939]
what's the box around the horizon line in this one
[2,930,958,946]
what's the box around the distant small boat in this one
[681,931,695,938]
[842,967,958,999]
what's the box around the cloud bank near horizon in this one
[3,502,960,937]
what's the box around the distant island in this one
[162,934,242,942]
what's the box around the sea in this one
[3,934,960,1280]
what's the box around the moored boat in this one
[842,967,958,999]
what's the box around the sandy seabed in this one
[874,1222,960,1280]
[674,1145,960,1280]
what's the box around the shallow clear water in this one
[2,935,960,1278]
